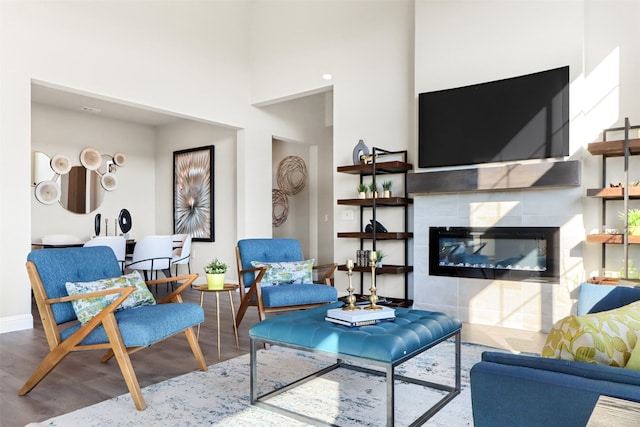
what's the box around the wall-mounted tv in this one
[418,66,569,169]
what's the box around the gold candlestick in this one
[365,250,382,310]
[342,259,360,311]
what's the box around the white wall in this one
[249,0,415,298]
[31,103,158,241]
[412,0,640,332]
[262,92,334,264]
[154,120,239,281]
[0,0,252,332]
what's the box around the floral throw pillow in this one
[65,271,156,324]
[541,301,640,368]
[250,259,315,286]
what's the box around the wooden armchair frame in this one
[235,244,338,327]
[20,254,207,411]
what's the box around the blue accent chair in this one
[235,238,338,326]
[470,282,640,426]
[19,246,207,410]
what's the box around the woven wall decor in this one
[277,156,307,195]
[272,189,289,227]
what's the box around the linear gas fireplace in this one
[429,227,560,282]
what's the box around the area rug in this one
[27,340,508,427]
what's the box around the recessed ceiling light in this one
[82,106,101,113]
[322,73,333,80]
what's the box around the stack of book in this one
[325,306,396,327]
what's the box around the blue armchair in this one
[19,246,207,410]
[470,283,640,426]
[235,238,338,326]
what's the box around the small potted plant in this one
[204,258,228,289]
[357,183,367,199]
[381,180,392,198]
[368,182,378,198]
[375,250,386,267]
[619,208,640,236]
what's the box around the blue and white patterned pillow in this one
[65,271,156,324]
[250,259,315,286]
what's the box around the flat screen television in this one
[418,66,569,169]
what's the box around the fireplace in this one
[429,227,560,281]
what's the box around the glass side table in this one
[192,283,240,360]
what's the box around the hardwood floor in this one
[0,287,547,427]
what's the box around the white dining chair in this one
[83,236,127,273]
[171,234,192,276]
[125,235,173,281]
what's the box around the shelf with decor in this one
[585,119,639,282]
[336,148,413,304]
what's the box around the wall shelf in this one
[336,148,413,301]
[586,187,640,199]
[586,234,640,244]
[585,120,639,279]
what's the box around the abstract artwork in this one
[173,146,214,242]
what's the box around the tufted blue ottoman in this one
[249,302,462,426]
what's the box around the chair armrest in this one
[237,267,266,299]
[147,273,198,304]
[313,263,337,286]
[49,287,136,304]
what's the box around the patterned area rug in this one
[27,340,506,426]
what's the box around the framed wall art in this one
[173,145,214,242]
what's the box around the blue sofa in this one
[470,283,640,427]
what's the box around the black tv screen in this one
[418,66,569,168]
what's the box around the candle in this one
[346,259,354,269]
[369,251,377,262]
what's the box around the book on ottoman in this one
[326,306,395,327]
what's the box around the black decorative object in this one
[352,139,370,165]
[94,213,101,236]
[365,219,387,233]
[118,209,132,234]
[173,146,214,242]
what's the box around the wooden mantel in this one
[407,160,581,194]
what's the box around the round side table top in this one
[193,283,239,292]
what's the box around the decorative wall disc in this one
[272,189,289,227]
[50,154,72,175]
[80,148,102,170]
[101,172,118,191]
[35,180,61,204]
[113,152,127,166]
[277,156,307,195]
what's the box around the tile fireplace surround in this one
[408,160,584,333]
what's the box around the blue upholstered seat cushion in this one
[60,303,204,347]
[260,283,337,307]
[249,302,462,363]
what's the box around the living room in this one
[1,0,639,424]
[4,0,638,334]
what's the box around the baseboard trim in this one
[0,314,33,334]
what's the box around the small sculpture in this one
[352,139,370,165]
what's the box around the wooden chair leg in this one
[102,315,146,410]
[235,297,251,328]
[18,343,73,396]
[184,327,207,371]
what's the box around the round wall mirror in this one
[32,151,107,214]
[59,166,105,214]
